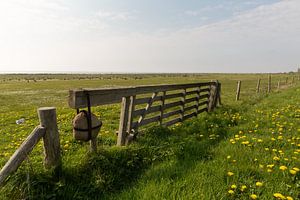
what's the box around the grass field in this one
[0,73,299,199]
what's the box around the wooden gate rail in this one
[69,81,221,146]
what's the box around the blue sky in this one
[0,0,299,73]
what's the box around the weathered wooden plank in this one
[69,82,213,108]
[163,117,181,127]
[199,94,209,100]
[135,96,162,105]
[198,101,208,107]
[185,90,198,96]
[136,92,158,128]
[132,115,160,128]
[163,100,183,110]
[162,109,181,119]
[184,104,198,112]
[165,92,184,100]
[197,107,208,114]
[185,97,198,104]
[183,112,196,121]
[199,88,210,93]
[133,105,161,117]
[0,126,45,186]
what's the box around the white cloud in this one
[0,0,299,73]
[95,10,133,21]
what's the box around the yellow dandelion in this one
[227,171,234,176]
[292,167,299,172]
[289,169,297,175]
[273,156,280,161]
[255,182,263,187]
[240,185,247,192]
[274,193,285,199]
[250,194,258,199]
[279,166,287,171]
[228,190,234,195]
[286,196,293,200]
[231,184,237,189]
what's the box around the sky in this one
[0,0,299,73]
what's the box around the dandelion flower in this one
[240,185,247,192]
[279,166,287,171]
[273,156,280,161]
[227,171,234,176]
[255,182,263,187]
[292,167,299,172]
[250,194,258,199]
[273,193,285,199]
[231,184,237,189]
[289,169,297,175]
[228,190,234,195]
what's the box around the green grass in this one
[0,73,299,199]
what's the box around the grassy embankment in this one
[0,73,299,199]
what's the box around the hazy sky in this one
[0,0,299,73]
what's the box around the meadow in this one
[0,73,299,199]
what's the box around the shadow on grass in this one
[2,106,237,200]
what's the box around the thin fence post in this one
[125,95,136,145]
[285,77,288,84]
[268,74,271,93]
[277,81,280,90]
[256,78,261,93]
[117,97,131,146]
[218,82,222,105]
[180,89,187,121]
[236,81,241,101]
[195,86,200,115]
[38,107,61,170]
[160,92,166,125]
[292,76,294,84]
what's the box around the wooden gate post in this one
[117,97,131,146]
[38,107,61,169]
[208,82,217,111]
[256,78,261,93]
[236,81,241,101]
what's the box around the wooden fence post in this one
[117,97,131,146]
[268,74,271,93]
[180,89,187,121]
[236,81,241,101]
[217,82,222,105]
[292,76,294,84]
[195,87,200,115]
[256,78,261,93]
[160,91,166,125]
[277,81,280,90]
[38,107,61,169]
[208,82,217,111]
[285,77,288,84]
